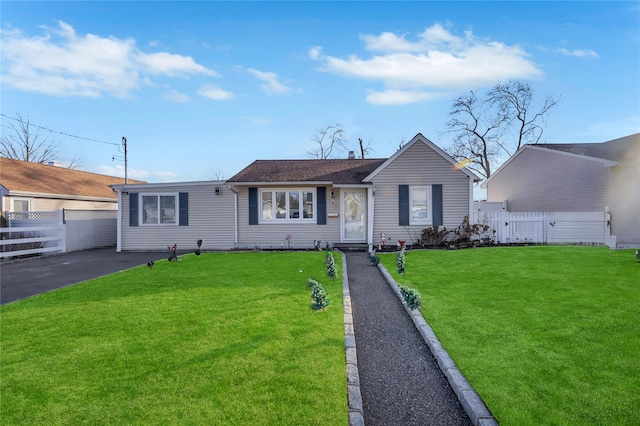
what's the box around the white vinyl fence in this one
[472,210,616,248]
[1,210,117,259]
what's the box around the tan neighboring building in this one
[1,157,146,213]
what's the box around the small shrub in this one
[399,285,422,310]
[307,278,331,311]
[636,250,640,263]
[326,252,337,279]
[397,247,406,274]
[368,252,380,266]
[419,225,452,246]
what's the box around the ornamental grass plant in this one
[380,246,640,425]
[1,252,347,425]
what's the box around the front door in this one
[342,189,367,241]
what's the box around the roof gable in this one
[227,158,386,184]
[482,133,639,188]
[363,133,481,182]
[0,157,146,199]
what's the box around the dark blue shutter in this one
[399,185,409,226]
[179,192,188,226]
[432,184,443,226]
[249,187,258,225]
[129,193,138,226]
[316,187,327,225]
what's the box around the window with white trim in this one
[410,186,431,225]
[260,189,314,222]
[141,194,177,225]
[11,198,31,212]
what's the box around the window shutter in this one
[432,184,443,226]
[248,187,258,225]
[399,185,409,226]
[129,193,138,226]
[316,187,327,225]
[179,192,188,226]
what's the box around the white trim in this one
[367,187,375,252]
[341,188,367,242]
[409,186,432,226]
[116,189,122,252]
[332,184,374,188]
[258,188,316,224]
[139,193,179,226]
[110,180,224,190]
[10,197,32,212]
[6,190,116,203]
[364,133,481,182]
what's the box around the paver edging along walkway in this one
[338,250,365,426]
[376,262,499,426]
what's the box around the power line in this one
[0,113,119,146]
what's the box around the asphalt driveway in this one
[1,248,183,305]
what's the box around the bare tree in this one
[307,123,347,159]
[357,137,374,159]
[488,80,560,152]
[1,113,81,168]
[210,169,225,180]
[444,80,560,179]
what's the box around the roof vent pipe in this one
[348,151,355,159]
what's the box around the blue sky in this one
[1,1,639,183]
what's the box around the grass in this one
[1,252,347,425]
[380,246,640,425]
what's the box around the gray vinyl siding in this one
[487,148,609,211]
[235,185,341,248]
[370,142,472,244]
[606,161,640,246]
[121,183,235,251]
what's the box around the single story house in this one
[1,157,145,214]
[112,133,480,252]
[482,133,640,248]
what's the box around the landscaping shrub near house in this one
[0,252,347,425]
[380,246,640,425]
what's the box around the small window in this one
[410,186,431,225]
[141,194,177,225]
[12,198,31,212]
[260,189,315,222]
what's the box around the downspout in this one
[368,187,375,253]
[116,188,122,252]
[469,177,475,223]
[230,186,238,246]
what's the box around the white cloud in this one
[247,68,293,95]
[556,48,598,58]
[199,85,235,100]
[366,89,445,106]
[0,21,218,98]
[97,164,179,182]
[313,23,543,105]
[163,89,192,103]
[308,46,323,60]
[246,116,271,125]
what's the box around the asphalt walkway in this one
[345,252,473,426]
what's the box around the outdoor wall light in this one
[215,187,221,195]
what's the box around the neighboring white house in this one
[112,133,480,252]
[482,133,640,248]
[1,157,145,213]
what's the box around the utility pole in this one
[122,136,128,184]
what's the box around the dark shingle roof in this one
[534,133,639,162]
[227,159,387,184]
[0,157,146,198]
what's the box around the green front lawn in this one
[1,252,347,425]
[381,246,640,425]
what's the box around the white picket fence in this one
[472,210,616,247]
[1,210,117,259]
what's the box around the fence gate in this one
[1,211,66,258]
[473,210,610,246]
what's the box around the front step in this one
[333,243,369,252]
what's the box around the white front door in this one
[342,189,367,241]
